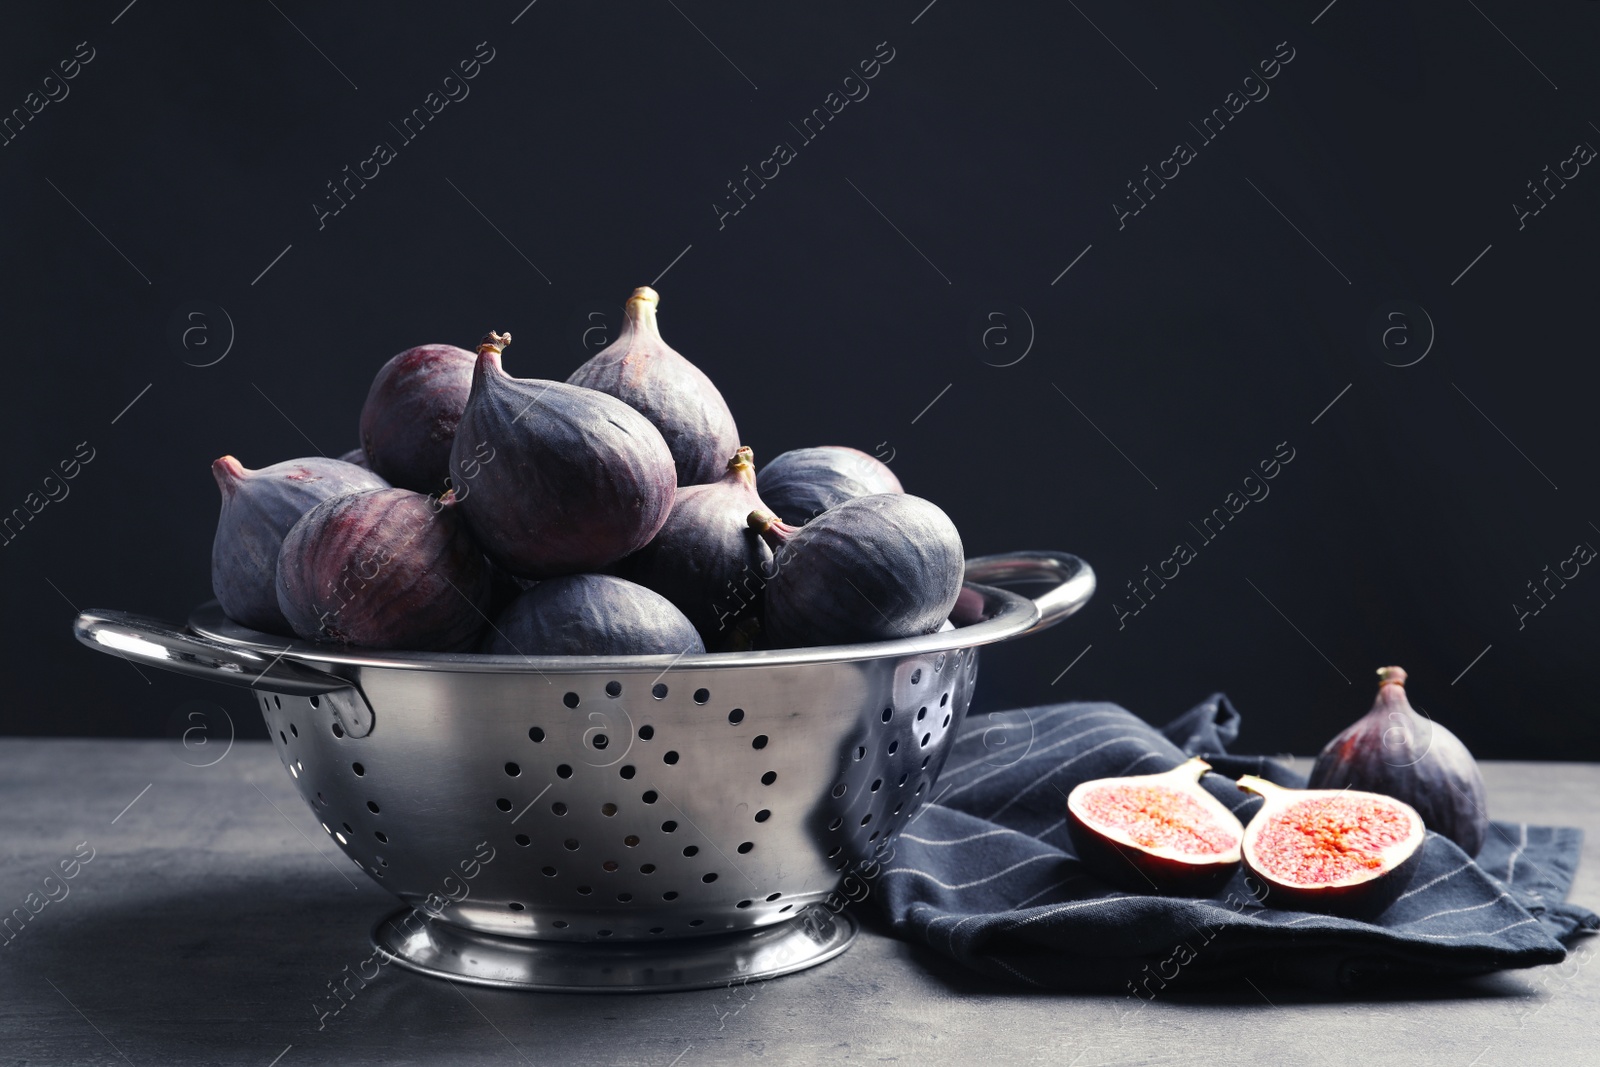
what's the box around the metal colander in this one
[74,550,1092,991]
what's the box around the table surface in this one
[2,739,1595,1067]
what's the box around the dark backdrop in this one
[2,0,1595,759]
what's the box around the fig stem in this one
[1235,775,1284,799]
[747,508,798,548]
[477,331,511,356]
[1376,665,1407,687]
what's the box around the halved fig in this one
[1237,775,1426,918]
[1065,757,1243,896]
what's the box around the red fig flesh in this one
[449,332,677,578]
[1308,666,1490,856]
[567,287,740,486]
[1066,757,1243,895]
[359,343,478,493]
[1238,775,1425,917]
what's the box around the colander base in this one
[370,905,858,992]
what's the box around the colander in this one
[73,550,1093,991]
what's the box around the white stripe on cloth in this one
[1407,892,1510,926]
[999,894,1133,932]
[1397,861,1472,901]
[986,737,1167,820]
[1405,917,1538,940]
[881,853,1058,892]
[939,713,1135,793]
[946,704,1118,753]
[900,827,1031,847]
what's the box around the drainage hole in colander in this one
[652,683,668,699]
[882,707,893,723]
[897,773,907,787]
[619,765,635,780]
[273,695,281,709]
[892,802,903,815]
[378,858,387,867]
[541,866,556,876]
[694,688,710,705]
[515,834,531,846]
[649,926,664,934]
[594,734,609,750]
[736,899,752,909]
[911,669,922,685]
[727,708,745,724]
[661,820,678,833]
[779,904,793,913]
[597,929,613,938]
[563,692,580,708]
[752,735,768,750]
[835,859,849,871]
[921,756,931,769]
[887,740,899,755]
[663,750,679,765]
[617,892,633,902]
[941,691,950,707]
[831,783,847,799]
[766,892,783,902]
[529,727,545,742]
[496,798,513,812]
[827,845,842,858]
[603,860,619,871]
[289,765,299,778]
[828,817,843,831]
[871,779,882,792]
[374,830,388,844]
[366,800,380,813]
[341,822,353,834]
[505,762,521,777]
[576,885,592,895]
[920,734,931,747]
[869,830,880,841]
[509,902,524,911]
[642,790,658,804]
[352,762,365,776]
[663,891,679,900]
[702,873,718,883]
[737,842,753,854]
[915,782,925,796]
[855,746,867,761]
[935,652,946,672]
[688,919,704,927]
[638,725,654,740]
[279,731,287,745]
[943,714,951,728]
[861,814,872,826]
[334,832,348,845]
[682,845,698,857]
[761,771,777,786]
[916,706,927,721]
[553,920,568,928]
[310,696,320,709]
[332,722,344,738]
[601,803,617,817]
[754,809,770,822]
[552,802,567,815]
[316,792,326,806]
[557,764,573,778]
[606,680,622,697]
[289,723,298,737]
[564,838,580,851]
[640,863,656,874]
[625,834,640,847]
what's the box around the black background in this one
[2,0,1595,760]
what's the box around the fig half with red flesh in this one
[1066,757,1244,896]
[1238,775,1426,918]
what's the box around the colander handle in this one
[73,608,361,697]
[963,551,1096,635]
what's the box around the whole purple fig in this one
[567,287,739,486]
[751,493,964,648]
[359,342,478,493]
[484,574,704,656]
[1308,666,1490,856]
[275,488,490,650]
[621,447,771,645]
[449,332,676,578]
[758,446,903,525]
[211,455,388,635]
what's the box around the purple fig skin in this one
[1308,666,1490,857]
[483,574,704,656]
[567,287,739,486]
[359,343,477,493]
[275,488,491,651]
[338,447,371,470]
[752,493,965,648]
[620,447,772,644]
[211,455,389,635]
[757,446,903,526]
[449,333,677,578]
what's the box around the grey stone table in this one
[2,739,1595,1067]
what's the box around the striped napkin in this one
[875,695,1597,991]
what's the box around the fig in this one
[757,446,903,525]
[450,332,676,578]
[567,287,739,486]
[750,493,964,648]
[483,574,704,656]
[276,488,491,651]
[1308,666,1490,856]
[620,447,772,645]
[1237,776,1426,918]
[1065,757,1243,896]
[359,342,478,493]
[339,447,371,470]
[210,455,389,634]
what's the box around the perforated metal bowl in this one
[74,550,1092,990]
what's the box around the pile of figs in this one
[211,287,965,655]
[1067,667,1489,918]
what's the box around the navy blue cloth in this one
[876,696,1597,992]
